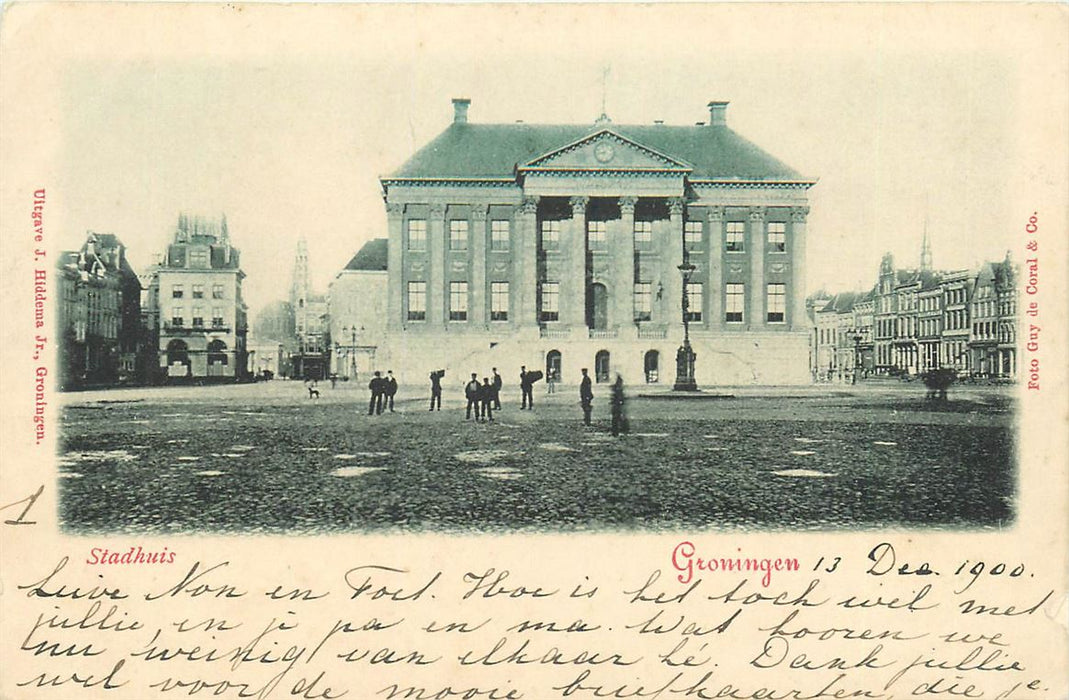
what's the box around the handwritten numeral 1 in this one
[2,485,44,525]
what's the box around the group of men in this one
[366,370,398,415]
[463,370,503,421]
[365,365,625,434]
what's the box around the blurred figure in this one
[520,366,534,410]
[384,371,398,412]
[610,373,628,436]
[367,371,384,416]
[491,368,503,410]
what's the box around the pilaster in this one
[665,198,685,331]
[471,204,487,326]
[428,203,446,327]
[616,196,638,335]
[790,206,809,330]
[707,206,724,329]
[749,207,766,328]
[386,203,404,331]
[568,196,589,330]
[519,196,539,327]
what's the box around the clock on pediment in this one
[594,142,615,164]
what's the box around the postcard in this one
[1,3,1067,699]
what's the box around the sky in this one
[50,4,1033,320]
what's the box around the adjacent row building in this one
[345,98,816,386]
[56,233,143,388]
[810,242,1018,382]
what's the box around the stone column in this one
[518,196,539,327]
[470,204,487,326]
[616,196,638,336]
[386,202,404,331]
[664,198,685,332]
[749,207,766,328]
[790,206,809,330]
[707,206,724,329]
[428,203,446,327]
[568,196,589,330]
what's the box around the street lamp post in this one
[674,262,698,391]
[849,329,863,385]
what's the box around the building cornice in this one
[691,179,817,190]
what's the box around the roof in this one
[820,291,858,314]
[344,239,388,271]
[386,122,807,182]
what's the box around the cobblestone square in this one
[57,381,1014,533]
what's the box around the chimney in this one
[452,98,471,124]
[708,101,729,126]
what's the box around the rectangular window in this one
[587,221,607,250]
[172,284,184,299]
[449,220,469,251]
[491,220,510,251]
[541,220,560,250]
[449,281,468,321]
[192,284,204,299]
[685,283,703,323]
[725,283,745,322]
[768,222,786,252]
[684,221,703,252]
[634,282,652,322]
[212,307,224,327]
[171,306,184,326]
[491,282,509,321]
[726,222,745,252]
[190,249,209,268]
[192,306,204,327]
[767,283,787,322]
[407,220,427,251]
[212,283,224,299]
[633,220,652,249]
[407,281,426,321]
[541,282,560,322]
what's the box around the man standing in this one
[368,371,383,416]
[464,372,480,420]
[384,371,398,413]
[491,368,503,410]
[429,370,442,411]
[480,377,495,422]
[520,366,533,410]
[579,368,594,426]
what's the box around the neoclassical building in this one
[375,99,815,386]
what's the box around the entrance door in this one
[644,350,659,383]
[590,283,608,330]
[595,350,610,383]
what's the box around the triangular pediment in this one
[521,130,692,172]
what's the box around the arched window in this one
[166,339,189,366]
[644,350,659,383]
[207,339,228,365]
[546,349,562,382]
[595,350,610,383]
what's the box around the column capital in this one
[668,198,685,216]
[618,196,638,215]
[521,196,539,215]
[470,204,488,221]
[569,196,589,216]
[429,203,446,218]
[791,206,811,223]
[748,206,767,222]
[385,202,404,216]
[708,205,725,222]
